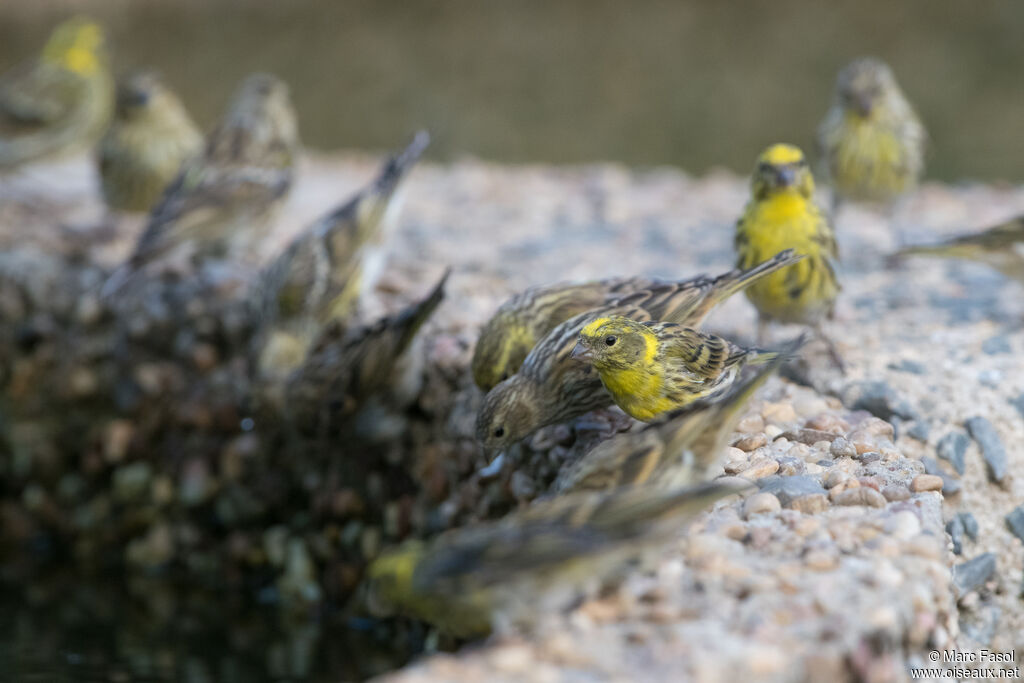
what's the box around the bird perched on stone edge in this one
[252,131,430,381]
[101,72,299,298]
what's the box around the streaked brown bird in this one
[891,214,1024,282]
[253,132,430,381]
[281,268,449,427]
[363,480,739,638]
[102,73,299,297]
[96,71,202,213]
[555,345,793,493]
[476,250,802,452]
[0,17,114,169]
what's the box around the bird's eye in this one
[605,335,617,346]
[500,372,509,382]
[493,427,505,438]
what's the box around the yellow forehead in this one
[759,144,805,166]
[581,316,611,338]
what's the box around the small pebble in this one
[733,433,768,452]
[756,475,826,506]
[945,516,964,555]
[965,417,1008,484]
[788,493,829,514]
[881,485,911,502]
[885,510,922,540]
[738,458,779,480]
[910,474,943,493]
[935,432,968,475]
[831,487,886,508]
[736,413,765,433]
[743,492,781,519]
[1005,505,1024,544]
[959,512,979,541]
[829,437,856,459]
[805,413,850,434]
[762,402,798,424]
[952,553,996,596]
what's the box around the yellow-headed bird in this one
[570,316,778,422]
[97,71,202,213]
[735,144,842,367]
[472,276,660,391]
[102,73,299,297]
[0,17,113,168]
[817,57,926,204]
[363,480,738,638]
[555,349,791,494]
[253,132,429,381]
[892,214,1024,282]
[476,250,802,452]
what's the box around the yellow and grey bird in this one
[472,276,661,391]
[0,16,113,169]
[96,71,202,213]
[281,268,449,426]
[476,250,802,452]
[817,57,926,204]
[735,144,842,366]
[891,214,1024,282]
[253,131,430,381]
[555,348,791,494]
[570,316,778,422]
[363,480,738,638]
[102,73,299,297]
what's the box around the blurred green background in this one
[1,0,1022,180]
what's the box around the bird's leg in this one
[814,321,846,374]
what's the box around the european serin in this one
[570,316,779,422]
[253,132,430,380]
[102,73,299,297]
[363,480,738,638]
[476,250,802,452]
[735,144,842,366]
[472,276,659,391]
[555,348,792,493]
[817,57,926,204]
[892,214,1024,282]
[281,268,449,427]
[96,71,202,213]
[0,16,114,169]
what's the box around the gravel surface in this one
[2,151,1023,681]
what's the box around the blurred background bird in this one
[555,350,791,493]
[475,251,802,452]
[281,268,449,430]
[818,57,926,205]
[362,480,738,638]
[891,214,1024,282]
[0,16,113,170]
[101,72,299,297]
[253,131,430,382]
[571,316,779,422]
[735,144,842,368]
[96,71,202,214]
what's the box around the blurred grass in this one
[1,0,1022,181]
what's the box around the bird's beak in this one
[570,341,594,362]
[855,94,873,117]
[775,166,797,188]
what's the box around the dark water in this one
[1,0,1023,181]
[0,577,426,682]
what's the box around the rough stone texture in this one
[2,154,1024,680]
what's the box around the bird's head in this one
[42,16,107,76]
[836,57,899,120]
[572,315,654,372]
[360,540,424,618]
[220,73,300,160]
[475,375,538,451]
[751,144,815,200]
